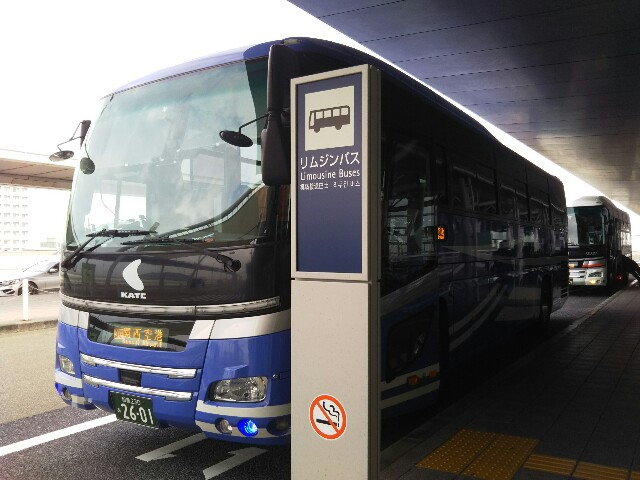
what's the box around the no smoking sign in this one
[309,394,347,440]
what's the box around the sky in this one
[0,0,361,248]
[0,0,360,155]
[0,0,637,249]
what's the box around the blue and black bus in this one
[53,37,568,445]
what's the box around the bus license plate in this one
[110,392,158,427]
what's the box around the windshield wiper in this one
[121,237,241,272]
[61,229,157,270]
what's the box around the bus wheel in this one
[537,282,551,335]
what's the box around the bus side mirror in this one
[261,115,289,186]
[49,120,91,162]
[261,44,298,186]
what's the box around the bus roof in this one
[110,41,274,94]
[104,37,563,191]
[571,196,630,223]
[106,38,493,139]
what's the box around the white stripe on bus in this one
[380,382,440,410]
[55,369,83,389]
[196,400,290,418]
[450,284,508,351]
[451,282,502,333]
[196,421,289,439]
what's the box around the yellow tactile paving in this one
[462,433,538,480]
[416,429,497,474]
[417,429,636,480]
[524,454,577,476]
[573,461,629,480]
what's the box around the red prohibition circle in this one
[309,394,347,440]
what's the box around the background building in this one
[0,184,29,251]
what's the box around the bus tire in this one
[537,281,552,335]
[606,269,619,294]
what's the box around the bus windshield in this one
[567,206,607,246]
[66,58,268,248]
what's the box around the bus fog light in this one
[238,419,259,437]
[215,418,233,434]
[274,417,289,431]
[59,355,75,375]
[210,377,268,402]
[61,388,72,400]
[267,416,291,436]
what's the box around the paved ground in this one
[0,328,61,423]
[0,291,59,333]
[3,285,639,479]
[381,283,640,479]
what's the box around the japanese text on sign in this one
[298,151,361,191]
[113,326,168,349]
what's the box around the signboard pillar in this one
[291,65,380,479]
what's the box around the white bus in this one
[568,196,632,289]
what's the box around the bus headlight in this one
[58,355,75,375]
[209,377,268,402]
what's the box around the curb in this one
[0,319,58,334]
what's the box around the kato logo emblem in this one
[122,259,146,299]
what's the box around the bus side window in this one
[515,180,529,222]
[433,146,448,206]
[550,201,564,229]
[530,198,543,224]
[384,137,436,293]
[499,183,516,218]
[476,163,496,215]
[529,190,549,225]
[451,158,476,211]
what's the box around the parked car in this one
[0,257,60,296]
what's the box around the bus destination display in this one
[112,325,168,350]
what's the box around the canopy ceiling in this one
[289,0,640,213]
[0,150,74,190]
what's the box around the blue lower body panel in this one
[194,334,291,445]
[54,320,291,445]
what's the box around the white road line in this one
[203,448,267,479]
[0,415,117,457]
[136,433,206,462]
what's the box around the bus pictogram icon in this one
[308,105,351,133]
[309,394,347,440]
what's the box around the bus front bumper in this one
[54,320,291,445]
[569,267,606,286]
